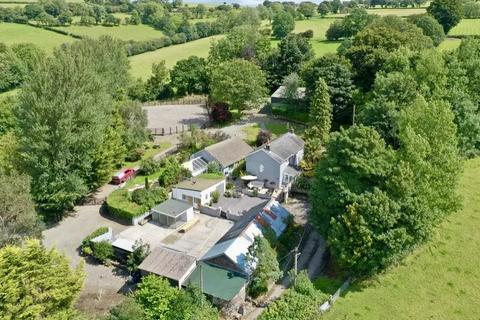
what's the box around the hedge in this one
[106,188,148,222]
[81,226,109,252]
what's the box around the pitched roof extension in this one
[204,137,253,168]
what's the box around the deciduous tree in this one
[272,10,294,39]
[427,0,463,33]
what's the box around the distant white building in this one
[172,176,226,209]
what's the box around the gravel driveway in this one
[143,104,208,130]
[43,205,129,316]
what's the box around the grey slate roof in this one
[138,246,196,282]
[268,132,304,161]
[204,137,253,168]
[271,86,306,100]
[151,199,192,218]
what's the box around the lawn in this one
[271,18,340,57]
[0,89,19,100]
[129,35,222,79]
[0,2,26,7]
[53,24,165,41]
[243,121,305,145]
[0,23,75,52]
[438,38,462,52]
[323,157,480,320]
[449,19,480,36]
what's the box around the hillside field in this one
[449,19,480,36]
[53,24,165,41]
[323,157,480,320]
[0,23,75,52]
[129,35,222,79]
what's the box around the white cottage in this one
[172,176,226,209]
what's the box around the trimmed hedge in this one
[106,189,148,222]
[81,226,109,253]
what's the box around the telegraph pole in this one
[293,247,300,285]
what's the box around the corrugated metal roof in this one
[204,137,253,168]
[186,262,247,301]
[138,246,196,282]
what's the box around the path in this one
[244,226,326,319]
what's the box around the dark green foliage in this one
[131,187,168,209]
[408,14,445,46]
[256,129,272,146]
[170,56,208,96]
[0,96,15,135]
[301,54,355,127]
[272,10,295,39]
[119,100,149,159]
[140,157,161,175]
[144,61,171,101]
[0,43,24,92]
[344,16,433,90]
[297,2,316,19]
[157,157,186,188]
[0,171,43,248]
[247,236,282,297]
[92,241,114,264]
[258,271,327,320]
[427,0,463,33]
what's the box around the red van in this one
[111,168,136,185]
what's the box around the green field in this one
[438,38,462,51]
[53,24,165,41]
[324,157,480,320]
[0,2,26,7]
[129,35,222,79]
[294,18,340,55]
[0,23,75,52]
[449,19,480,36]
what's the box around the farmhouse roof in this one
[138,246,196,282]
[151,199,192,218]
[204,137,253,168]
[173,176,224,192]
[268,132,304,161]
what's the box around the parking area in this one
[143,104,208,130]
[42,205,130,316]
[117,213,234,259]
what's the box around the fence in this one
[149,124,205,136]
[319,277,352,314]
[142,96,207,106]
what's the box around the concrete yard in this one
[143,104,208,130]
[117,213,234,259]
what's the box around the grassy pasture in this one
[0,22,75,52]
[53,24,165,41]
[449,19,480,36]
[438,38,462,51]
[0,2,26,7]
[129,35,222,79]
[323,157,480,320]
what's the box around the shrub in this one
[226,181,235,190]
[131,187,168,209]
[210,102,232,123]
[140,157,161,175]
[81,226,109,254]
[106,189,148,222]
[126,147,145,162]
[300,29,314,38]
[92,241,114,263]
[211,191,220,203]
[127,240,151,273]
[256,130,272,146]
[206,161,222,174]
[232,160,246,178]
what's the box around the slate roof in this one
[151,199,192,218]
[173,176,225,192]
[271,86,306,100]
[138,246,196,282]
[204,137,253,168]
[268,132,304,161]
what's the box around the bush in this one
[81,226,109,254]
[299,29,314,38]
[211,190,220,203]
[126,147,145,162]
[131,187,168,209]
[210,102,232,123]
[256,129,272,146]
[232,160,246,178]
[248,277,269,298]
[92,241,114,263]
[140,157,161,175]
[106,189,148,222]
[226,181,235,190]
[206,161,222,174]
[127,240,151,274]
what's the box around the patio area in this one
[215,194,269,220]
[116,213,233,259]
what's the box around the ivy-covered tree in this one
[302,78,332,173]
[0,240,85,319]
